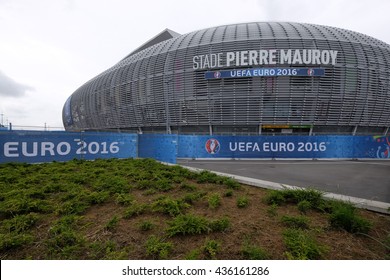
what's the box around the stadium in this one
[62,22,390,136]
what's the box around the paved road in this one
[178,159,390,203]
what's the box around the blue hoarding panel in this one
[138,134,177,164]
[0,131,137,164]
[178,135,390,159]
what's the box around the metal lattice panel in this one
[63,22,390,135]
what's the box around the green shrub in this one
[87,191,110,204]
[139,220,155,231]
[0,233,34,251]
[203,239,221,259]
[1,213,39,234]
[155,178,173,192]
[281,215,310,229]
[223,178,241,189]
[167,214,229,237]
[266,204,278,217]
[180,182,197,192]
[264,190,286,205]
[145,236,173,259]
[136,179,155,189]
[89,240,129,260]
[104,216,120,231]
[283,228,326,260]
[57,200,89,215]
[242,242,269,260]
[124,203,148,218]
[208,193,221,209]
[185,249,201,260]
[167,214,210,237]
[94,176,131,194]
[182,192,206,204]
[297,200,312,214]
[115,193,134,206]
[0,197,52,217]
[224,190,233,197]
[152,196,190,217]
[46,216,85,258]
[209,217,230,232]
[196,171,224,184]
[264,188,324,209]
[237,196,249,208]
[329,202,372,234]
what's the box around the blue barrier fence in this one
[177,135,390,159]
[0,131,137,163]
[0,131,389,164]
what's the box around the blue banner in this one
[205,68,325,79]
[178,135,390,159]
[0,131,137,163]
[138,134,177,164]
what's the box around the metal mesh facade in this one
[63,22,390,135]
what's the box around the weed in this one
[104,216,120,231]
[283,228,326,260]
[237,196,249,208]
[281,215,310,229]
[208,193,221,209]
[203,239,221,259]
[329,201,372,234]
[145,235,173,259]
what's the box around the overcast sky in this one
[1,0,389,129]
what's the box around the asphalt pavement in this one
[178,159,390,204]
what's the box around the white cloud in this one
[0,70,33,97]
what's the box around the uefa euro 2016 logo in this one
[205,138,220,154]
[214,71,221,79]
[307,68,315,76]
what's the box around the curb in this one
[180,165,390,215]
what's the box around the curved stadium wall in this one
[62,22,390,136]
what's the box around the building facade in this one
[63,22,390,136]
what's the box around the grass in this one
[0,158,389,260]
